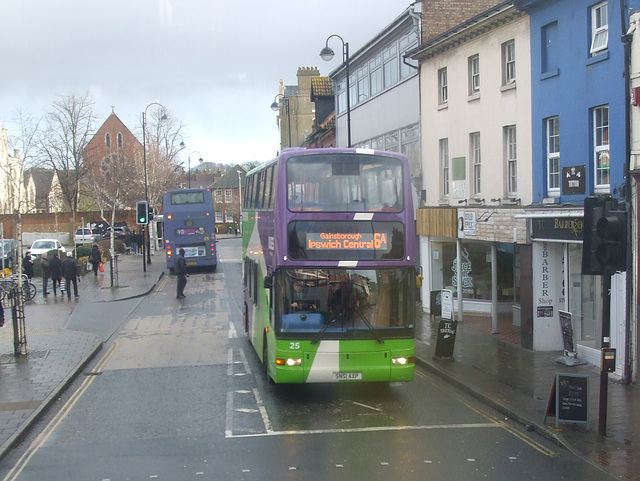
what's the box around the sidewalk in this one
[1,248,639,479]
[0,252,165,463]
[414,311,640,480]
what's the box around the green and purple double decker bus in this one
[242,148,416,383]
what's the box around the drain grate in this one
[0,350,49,364]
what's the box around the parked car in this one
[0,239,19,270]
[29,239,66,258]
[103,226,129,241]
[91,228,103,241]
[74,228,101,247]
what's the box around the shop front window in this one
[440,241,514,301]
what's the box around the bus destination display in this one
[176,227,205,236]
[306,232,388,250]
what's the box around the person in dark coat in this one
[50,253,63,295]
[175,248,188,299]
[61,252,79,299]
[89,245,102,276]
[40,252,51,295]
[22,252,34,280]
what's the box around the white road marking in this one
[226,422,500,439]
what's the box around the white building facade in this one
[411,5,534,343]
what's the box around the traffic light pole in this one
[598,271,611,437]
[141,228,146,273]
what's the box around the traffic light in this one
[136,200,149,225]
[582,196,627,275]
[148,206,154,221]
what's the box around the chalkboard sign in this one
[433,320,457,360]
[545,373,589,428]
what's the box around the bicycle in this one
[0,274,36,302]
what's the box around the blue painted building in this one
[515,0,630,203]
[514,0,639,373]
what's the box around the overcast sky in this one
[0,0,412,167]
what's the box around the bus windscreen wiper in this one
[358,311,384,344]
[311,318,336,345]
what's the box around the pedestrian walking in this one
[130,230,138,255]
[40,252,51,295]
[50,253,62,295]
[22,251,34,280]
[61,252,79,299]
[89,245,102,276]
[175,248,188,299]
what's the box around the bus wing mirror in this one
[264,275,273,289]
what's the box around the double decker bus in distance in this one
[163,188,217,271]
[242,148,416,383]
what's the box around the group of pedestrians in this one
[21,250,85,299]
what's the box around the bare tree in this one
[1,110,44,268]
[37,93,96,218]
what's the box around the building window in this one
[590,2,608,55]
[471,132,481,195]
[438,67,448,105]
[502,40,516,85]
[541,22,558,74]
[215,190,222,203]
[546,116,560,195]
[383,43,398,88]
[399,30,418,79]
[594,105,610,190]
[440,138,449,198]
[349,73,357,108]
[224,189,233,203]
[369,55,383,96]
[117,132,123,149]
[505,126,517,195]
[357,65,369,102]
[336,79,347,115]
[468,55,480,95]
[105,133,111,149]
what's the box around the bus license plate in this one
[332,372,362,381]
[186,261,197,265]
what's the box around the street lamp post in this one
[188,151,203,189]
[320,34,351,148]
[236,170,243,234]
[142,101,167,268]
[270,94,292,148]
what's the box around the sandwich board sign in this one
[434,289,457,360]
[545,373,589,428]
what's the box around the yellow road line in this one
[156,275,169,292]
[416,370,557,457]
[2,341,120,481]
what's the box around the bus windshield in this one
[287,153,403,212]
[275,268,414,339]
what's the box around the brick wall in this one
[0,210,136,245]
[422,0,504,42]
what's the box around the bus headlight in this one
[392,356,414,365]
[276,358,302,367]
